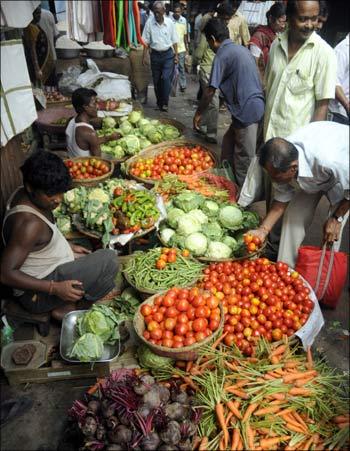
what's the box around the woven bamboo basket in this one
[133,293,224,361]
[125,139,218,186]
[65,157,114,187]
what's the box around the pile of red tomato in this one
[198,258,314,356]
[244,233,262,254]
[155,247,190,270]
[65,158,110,180]
[129,146,214,180]
[140,287,221,348]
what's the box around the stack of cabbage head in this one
[160,192,259,259]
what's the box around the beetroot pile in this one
[68,369,201,451]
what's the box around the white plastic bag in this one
[238,156,264,207]
[77,59,131,101]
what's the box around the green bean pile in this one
[123,248,204,292]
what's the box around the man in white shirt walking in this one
[244,121,349,267]
[142,1,179,112]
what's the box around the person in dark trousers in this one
[0,151,119,321]
[142,1,179,112]
[193,18,264,187]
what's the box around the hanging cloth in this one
[101,0,116,47]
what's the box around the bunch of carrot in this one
[156,334,349,451]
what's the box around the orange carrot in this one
[198,436,208,451]
[275,407,294,416]
[288,387,313,396]
[182,376,199,391]
[179,383,188,391]
[226,411,234,426]
[225,361,239,372]
[227,400,243,420]
[186,361,193,372]
[237,437,244,451]
[291,411,309,431]
[271,344,287,357]
[306,346,313,369]
[246,424,255,450]
[284,361,300,369]
[254,405,281,416]
[271,355,280,365]
[231,428,240,450]
[260,435,291,449]
[212,331,228,349]
[242,402,258,422]
[337,422,350,429]
[285,422,309,434]
[283,414,308,432]
[219,435,225,451]
[226,388,249,399]
[268,393,286,401]
[283,370,317,384]
[216,402,229,449]
[294,376,315,387]
[270,399,285,406]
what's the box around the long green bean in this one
[123,248,204,291]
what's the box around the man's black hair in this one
[267,2,286,21]
[319,0,329,17]
[21,151,72,195]
[258,138,299,172]
[173,2,182,11]
[216,1,235,18]
[286,0,320,20]
[71,88,97,114]
[203,18,230,42]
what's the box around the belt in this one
[151,47,172,53]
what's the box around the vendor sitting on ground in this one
[66,88,120,158]
[241,121,349,268]
[0,151,118,321]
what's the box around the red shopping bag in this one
[295,245,348,308]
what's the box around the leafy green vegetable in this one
[206,241,232,259]
[203,221,224,241]
[118,136,140,155]
[169,233,186,249]
[102,117,116,129]
[218,205,243,230]
[160,228,176,245]
[138,345,174,370]
[185,232,208,256]
[173,191,204,213]
[202,200,219,218]
[69,333,104,362]
[242,210,260,230]
[88,188,110,204]
[187,209,208,225]
[128,111,142,125]
[177,214,202,236]
[119,121,133,136]
[56,216,72,234]
[222,235,238,250]
[167,207,185,228]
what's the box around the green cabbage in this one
[139,138,152,150]
[202,200,219,218]
[120,121,134,136]
[138,118,150,128]
[222,235,238,250]
[102,117,116,129]
[56,216,71,234]
[173,191,204,213]
[141,124,156,136]
[167,207,185,228]
[206,241,232,259]
[128,111,142,125]
[177,214,202,236]
[138,345,174,370]
[185,232,208,256]
[203,221,223,240]
[118,136,140,155]
[169,233,186,249]
[159,125,180,140]
[147,130,163,144]
[242,210,260,230]
[187,209,208,225]
[219,205,243,230]
[69,333,104,362]
[88,188,110,204]
[160,228,175,245]
[150,119,160,126]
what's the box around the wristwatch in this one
[332,213,344,223]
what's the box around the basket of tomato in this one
[197,258,316,356]
[125,140,218,186]
[133,287,224,361]
[64,157,114,186]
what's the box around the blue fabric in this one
[209,39,265,127]
[150,48,175,107]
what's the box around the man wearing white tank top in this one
[0,151,119,321]
[66,88,120,158]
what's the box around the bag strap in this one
[314,244,335,300]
